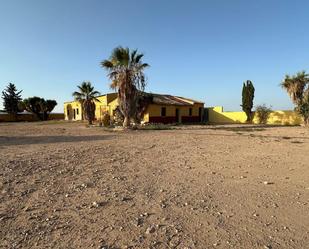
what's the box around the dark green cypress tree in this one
[241,80,255,123]
[1,83,23,120]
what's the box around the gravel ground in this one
[0,121,309,249]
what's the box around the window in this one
[161,107,166,117]
[189,108,192,116]
[76,108,79,115]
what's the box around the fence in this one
[206,106,302,125]
[0,113,64,122]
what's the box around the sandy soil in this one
[0,122,309,249]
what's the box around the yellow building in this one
[64,93,204,124]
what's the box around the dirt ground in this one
[0,122,309,249]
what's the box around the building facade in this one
[64,93,204,124]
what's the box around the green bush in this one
[255,104,272,124]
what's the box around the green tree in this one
[299,94,309,125]
[72,81,100,125]
[281,71,309,125]
[40,99,57,120]
[101,47,149,127]
[22,97,57,121]
[1,83,22,120]
[241,80,255,123]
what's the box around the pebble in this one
[263,181,271,185]
[145,226,155,234]
[92,201,99,208]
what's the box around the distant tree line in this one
[1,83,57,121]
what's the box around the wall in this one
[0,113,64,122]
[144,103,204,123]
[63,94,204,124]
[207,106,303,125]
[64,94,118,121]
[64,102,83,120]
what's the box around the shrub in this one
[255,104,272,124]
[102,112,110,127]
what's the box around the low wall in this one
[207,106,303,125]
[0,113,64,122]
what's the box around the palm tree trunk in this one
[123,116,130,128]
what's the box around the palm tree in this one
[281,71,309,106]
[101,47,149,127]
[281,71,309,125]
[72,82,100,125]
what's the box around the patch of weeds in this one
[211,126,266,132]
[37,120,66,125]
[138,123,175,130]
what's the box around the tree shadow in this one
[209,125,266,132]
[0,135,113,146]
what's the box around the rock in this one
[92,201,99,208]
[263,181,273,185]
[145,226,155,234]
[135,217,143,227]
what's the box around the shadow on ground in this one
[0,135,113,146]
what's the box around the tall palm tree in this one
[281,71,309,106]
[101,47,149,127]
[281,71,309,125]
[72,82,100,125]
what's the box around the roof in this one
[150,93,204,106]
[64,92,204,106]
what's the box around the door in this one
[175,108,179,123]
[198,107,202,122]
[204,108,209,122]
[73,109,76,120]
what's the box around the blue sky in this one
[1,0,308,112]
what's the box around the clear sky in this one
[1,0,309,112]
